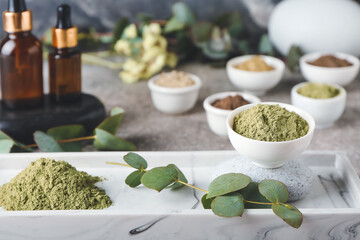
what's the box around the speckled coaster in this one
[211,156,315,201]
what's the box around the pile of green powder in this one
[233,104,309,142]
[297,83,340,99]
[0,158,112,211]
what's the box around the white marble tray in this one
[0,150,359,240]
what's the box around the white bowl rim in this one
[226,55,285,74]
[300,52,360,71]
[227,102,315,144]
[148,72,202,94]
[291,82,347,103]
[203,91,261,116]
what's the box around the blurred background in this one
[0,0,281,37]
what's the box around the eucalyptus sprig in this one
[107,152,303,229]
[0,107,136,153]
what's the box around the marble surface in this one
[64,62,360,175]
[0,151,359,240]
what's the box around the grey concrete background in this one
[49,62,360,175]
[0,0,281,38]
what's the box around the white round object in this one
[148,73,201,114]
[300,52,360,86]
[269,0,360,56]
[291,82,346,129]
[226,55,285,96]
[227,102,315,168]
[203,92,261,136]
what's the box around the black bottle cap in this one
[55,4,72,29]
[8,0,27,13]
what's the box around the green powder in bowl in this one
[233,104,309,142]
[0,158,112,211]
[297,83,340,99]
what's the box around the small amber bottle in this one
[0,0,43,109]
[49,4,81,102]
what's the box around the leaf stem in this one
[244,200,273,206]
[22,135,96,148]
[106,162,133,168]
[176,179,209,194]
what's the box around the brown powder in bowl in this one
[154,71,195,88]
[212,95,250,110]
[307,55,353,68]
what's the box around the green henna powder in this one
[297,83,340,99]
[0,158,112,211]
[233,104,309,142]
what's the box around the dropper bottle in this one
[0,0,43,109]
[49,4,81,102]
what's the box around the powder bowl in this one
[226,102,315,168]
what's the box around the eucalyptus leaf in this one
[213,12,243,38]
[164,17,186,33]
[11,141,33,153]
[172,2,196,25]
[207,173,251,199]
[96,107,124,135]
[123,152,148,170]
[272,203,303,229]
[259,179,289,204]
[125,170,145,188]
[141,165,178,192]
[94,128,136,151]
[240,182,271,209]
[0,131,14,153]
[211,193,244,217]
[287,45,303,72]
[167,164,187,190]
[47,124,86,152]
[33,131,63,152]
[201,194,213,209]
[259,34,275,56]
[191,22,213,43]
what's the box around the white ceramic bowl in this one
[300,52,360,86]
[148,73,202,114]
[291,82,346,129]
[227,102,315,168]
[203,92,261,136]
[226,55,285,96]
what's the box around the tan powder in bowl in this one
[154,71,195,88]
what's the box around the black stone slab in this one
[0,93,106,144]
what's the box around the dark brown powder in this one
[212,95,250,110]
[307,55,352,68]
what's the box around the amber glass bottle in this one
[48,4,81,102]
[0,0,43,109]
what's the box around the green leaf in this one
[0,131,14,153]
[238,39,251,55]
[240,182,271,209]
[272,203,303,229]
[287,45,303,72]
[94,128,136,151]
[123,152,148,170]
[207,173,251,198]
[33,131,63,152]
[136,13,152,24]
[125,170,145,188]
[191,22,213,43]
[213,12,243,38]
[164,17,186,33]
[47,125,86,152]
[141,165,178,192]
[112,18,129,48]
[211,193,244,217]
[96,107,124,135]
[259,179,289,204]
[259,34,275,56]
[172,2,196,25]
[11,141,33,153]
[166,164,188,190]
[201,194,213,209]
